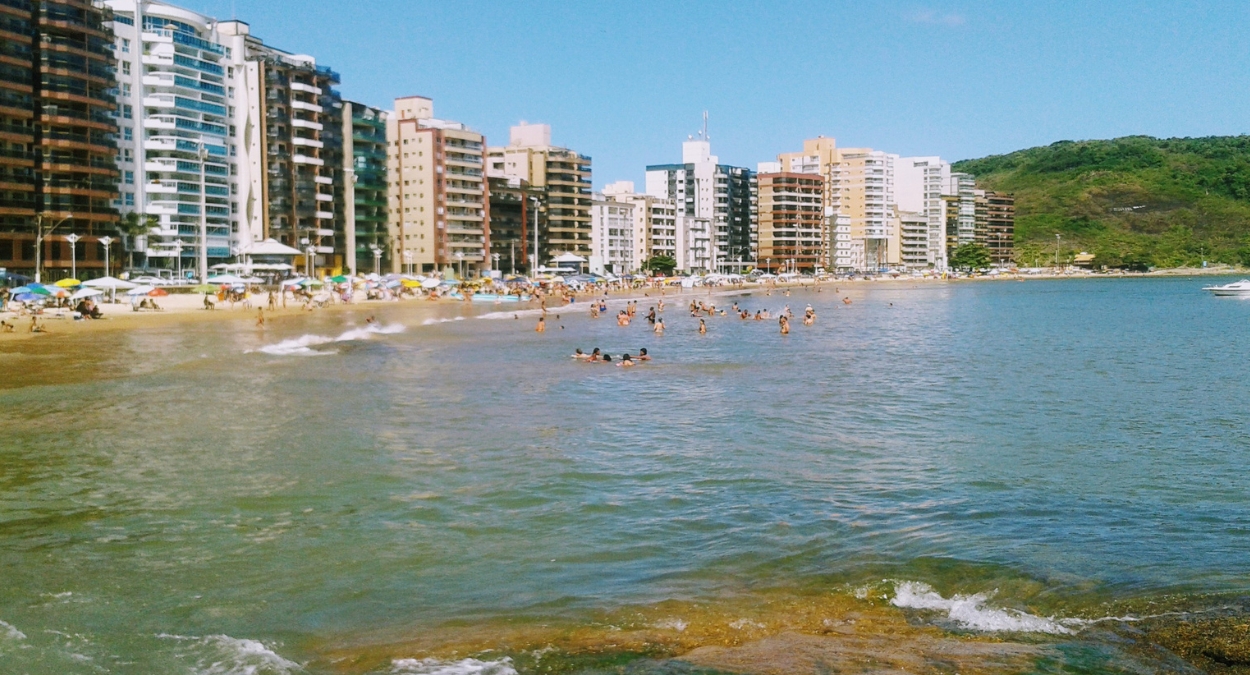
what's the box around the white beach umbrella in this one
[126,285,156,296]
[70,287,104,300]
[83,276,138,290]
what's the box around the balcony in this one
[315,210,334,220]
[291,119,323,131]
[291,100,322,113]
[290,82,322,95]
[314,175,333,185]
[292,137,324,149]
[293,154,324,166]
[145,180,178,194]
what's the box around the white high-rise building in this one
[106,0,241,277]
[645,129,756,272]
[897,156,952,270]
[589,194,635,275]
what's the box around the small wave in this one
[158,634,300,674]
[421,317,466,325]
[391,657,517,675]
[251,323,405,356]
[1,619,26,642]
[654,618,688,632]
[477,309,543,320]
[890,581,1072,634]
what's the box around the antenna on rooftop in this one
[702,110,708,141]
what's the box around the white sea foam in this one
[890,581,1073,634]
[390,657,517,675]
[1,619,26,641]
[251,323,405,356]
[158,634,300,674]
[421,316,466,325]
[654,618,688,632]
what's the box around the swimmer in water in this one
[590,348,602,362]
[536,316,546,333]
[602,354,613,363]
[573,348,590,360]
[654,318,665,335]
[699,318,707,335]
[618,353,635,367]
[779,315,790,335]
[637,348,651,361]
[843,297,852,305]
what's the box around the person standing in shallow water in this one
[536,316,546,333]
[698,318,707,335]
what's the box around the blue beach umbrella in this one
[10,286,32,294]
[13,293,39,303]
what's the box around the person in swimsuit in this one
[637,348,651,361]
[536,316,546,332]
[617,354,635,367]
[699,318,707,335]
[654,318,664,335]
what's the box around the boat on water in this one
[1202,279,1250,296]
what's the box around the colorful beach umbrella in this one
[13,293,38,302]
[55,278,81,288]
[329,274,350,283]
[28,285,52,296]
[148,287,169,297]
[190,284,219,293]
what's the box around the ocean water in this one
[1,277,1248,674]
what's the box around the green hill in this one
[952,136,1250,269]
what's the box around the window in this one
[123,127,132,141]
[121,39,130,53]
[125,193,134,206]
[123,105,132,119]
[124,171,133,184]
[122,61,131,75]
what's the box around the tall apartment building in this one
[899,211,930,269]
[487,123,592,266]
[486,174,542,275]
[946,172,976,255]
[896,156,951,270]
[776,137,900,271]
[602,180,661,270]
[341,100,387,275]
[107,0,237,278]
[756,172,823,273]
[646,134,755,272]
[980,190,1014,266]
[388,96,489,277]
[0,0,119,280]
[219,20,343,276]
[589,194,635,275]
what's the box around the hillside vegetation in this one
[953,136,1250,268]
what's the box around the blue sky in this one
[201,0,1250,188]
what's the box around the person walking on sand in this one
[536,316,546,333]
[267,291,277,311]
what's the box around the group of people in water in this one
[572,347,651,367]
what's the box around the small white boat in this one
[1202,279,1250,296]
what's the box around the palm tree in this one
[117,212,158,272]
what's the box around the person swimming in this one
[602,354,613,363]
[573,348,591,360]
[536,316,546,332]
[590,347,602,362]
[654,318,664,335]
[698,318,707,335]
[637,348,651,361]
[617,354,635,367]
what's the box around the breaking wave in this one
[158,634,301,674]
[250,323,405,356]
[1,619,26,642]
[390,657,517,675]
[889,581,1074,634]
[421,316,466,325]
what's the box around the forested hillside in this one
[953,136,1250,268]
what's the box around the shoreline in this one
[3,268,1241,344]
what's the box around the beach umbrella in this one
[280,279,304,288]
[55,278,81,288]
[83,276,137,290]
[421,278,440,289]
[10,286,32,294]
[205,274,246,284]
[70,287,103,300]
[28,285,52,296]
[329,274,350,283]
[13,293,38,303]
[300,278,323,287]
[126,285,156,296]
[190,284,219,293]
[44,287,70,299]
[148,287,169,297]
[401,279,423,288]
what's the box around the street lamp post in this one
[65,233,80,280]
[198,144,208,283]
[403,250,412,276]
[766,257,771,273]
[491,252,500,276]
[173,239,184,280]
[1054,233,1062,269]
[98,236,113,278]
[455,251,464,280]
[33,213,72,283]
[509,240,516,275]
[529,196,540,275]
[370,244,382,276]
[306,245,316,278]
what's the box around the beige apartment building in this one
[777,137,901,271]
[488,123,592,266]
[387,96,489,277]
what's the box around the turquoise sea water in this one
[1,277,1248,673]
